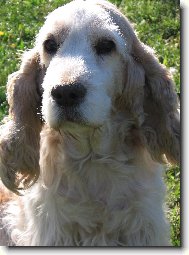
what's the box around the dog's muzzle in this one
[49,83,87,124]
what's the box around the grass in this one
[0,0,180,246]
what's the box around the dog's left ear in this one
[132,39,180,165]
[98,1,180,165]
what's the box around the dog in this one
[0,0,180,246]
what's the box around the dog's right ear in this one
[0,49,45,194]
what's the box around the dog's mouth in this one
[42,95,99,130]
[47,102,98,130]
[52,106,85,128]
[59,106,82,123]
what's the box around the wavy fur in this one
[0,0,179,246]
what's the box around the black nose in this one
[51,83,86,107]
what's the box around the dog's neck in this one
[60,123,124,159]
[39,114,145,201]
[59,113,139,162]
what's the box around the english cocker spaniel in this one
[0,0,180,246]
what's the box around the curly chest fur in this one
[12,123,167,246]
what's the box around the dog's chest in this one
[27,126,164,245]
[57,151,141,213]
[54,125,145,209]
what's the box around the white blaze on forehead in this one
[46,0,113,28]
[38,0,127,54]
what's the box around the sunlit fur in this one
[0,0,179,246]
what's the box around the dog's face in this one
[38,1,128,128]
[0,0,179,193]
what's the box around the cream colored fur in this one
[0,0,180,246]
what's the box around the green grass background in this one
[0,0,180,246]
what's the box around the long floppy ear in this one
[133,40,180,165]
[98,1,180,165]
[0,49,45,194]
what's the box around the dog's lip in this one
[45,100,104,130]
[49,116,102,131]
[61,106,83,123]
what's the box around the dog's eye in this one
[44,39,58,54]
[95,39,116,55]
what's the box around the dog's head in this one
[39,1,128,128]
[0,0,180,193]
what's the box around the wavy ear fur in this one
[132,40,180,165]
[131,25,180,165]
[0,49,45,194]
[99,1,180,165]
